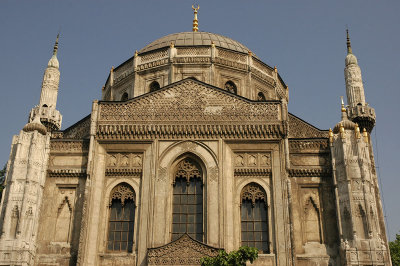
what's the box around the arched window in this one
[257,92,266,101]
[149,81,161,92]
[240,183,269,253]
[107,183,136,252]
[121,92,128,101]
[224,80,237,94]
[172,157,203,242]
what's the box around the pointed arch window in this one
[107,183,136,252]
[224,80,237,94]
[240,183,269,253]
[149,81,160,92]
[121,92,129,101]
[172,158,203,242]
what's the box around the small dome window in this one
[257,92,266,101]
[121,92,128,101]
[149,81,161,92]
[42,104,48,107]
[224,81,237,94]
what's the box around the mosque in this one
[0,6,391,266]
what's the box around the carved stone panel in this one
[234,152,271,168]
[147,234,220,265]
[105,153,143,177]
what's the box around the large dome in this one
[139,32,252,54]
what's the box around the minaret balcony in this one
[29,106,62,132]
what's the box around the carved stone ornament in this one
[174,159,202,184]
[288,114,328,138]
[240,183,267,206]
[147,234,220,265]
[108,184,135,207]
[97,80,283,140]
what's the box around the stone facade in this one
[0,30,391,266]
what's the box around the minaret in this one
[29,34,62,132]
[0,37,58,265]
[344,30,375,133]
[329,100,390,265]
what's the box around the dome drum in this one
[103,32,288,102]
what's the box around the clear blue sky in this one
[1,1,399,239]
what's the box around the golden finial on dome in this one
[211,41,215,48]
[248,50,252,56]
[134,50,138,57]
[274,66,278,73]
[170,42,174,48]
[192,5,200,32]
[110,66,114,73]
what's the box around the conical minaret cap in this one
[345,29,358,66]
[47,34,60,69]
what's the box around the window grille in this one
[172,158,203,242]
[107,184,135,252]
[240,183,269,253]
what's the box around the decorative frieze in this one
[234,168,271,177]
[97,80,283,139]
[137,58,169,71]
[175,57,210,64]
[140,49,168,63]
[289,139,329,152]
[48,169,87,178]
[50,140,89,153]
[214,57,247,70]
[217,48,247,63]
[288,168,331,177]
[177,47,210,56]
[288,114,329,139]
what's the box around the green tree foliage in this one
[201,246,258,266]
[390,233,400,266]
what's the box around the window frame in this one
[106,183,136,253]
[170,156,205,242]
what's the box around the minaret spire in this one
[346,29,352,54]
[192,5,199,32]
[28,33,63,131]
[343,29,375,132]
[53,33,59,56]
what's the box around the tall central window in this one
[172,158,203,241]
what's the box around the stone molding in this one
[147,234,220,265]
[288,168,331,177]
[48,169,87,177]
[234,168,272,176]
[105,168,142,177]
